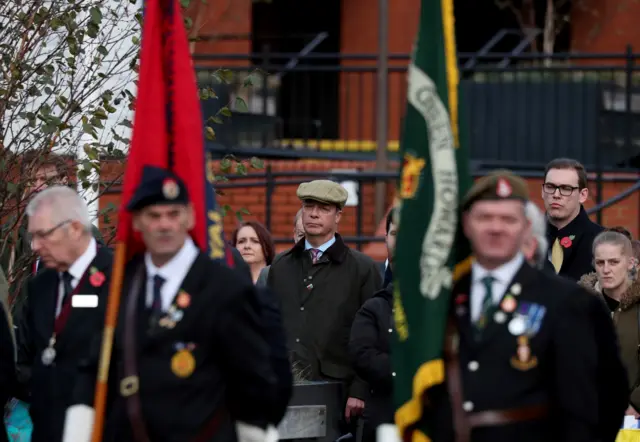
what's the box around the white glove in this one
[376,424,401,442]
[235,422,279,442]
[62,404,95,442]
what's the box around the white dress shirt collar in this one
[55,237,97,317]
[63,237,98,283]
[470,253,524,321]
[144,237,199,310]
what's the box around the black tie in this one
[151,275,165,315]
[61,271,73,305]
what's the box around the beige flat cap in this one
[297,180,349,208]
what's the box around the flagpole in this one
[90,241,127,442]
[374,0,389,225]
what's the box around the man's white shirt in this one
[144,237,198,311]
[470,253,524,322]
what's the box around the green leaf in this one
[221,204,232,217]
[219,107,232,117]
[205,126,216,141]
[249,157,264,169]
[208,116,223,124]
[183,17,193,30]
[217,69,234,84]
[234,97,248,113]
[180,0,191,7]
[220,158,232,172]
[97,45,108,56]
[132,36,140,45]
[90,7,102,25]
[236,163,247,175]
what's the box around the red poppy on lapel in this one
[89,270,106,288]
[560,236,574,248]
[455,294,468,304]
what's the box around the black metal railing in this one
[212,166,640,248]
[195,48,640,169]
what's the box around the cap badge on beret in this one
[162,178,180,200]
[496,178,512,198]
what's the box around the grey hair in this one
[293,208,303,226]
[524,201,548,269]
[592,230,633,257]
[26,186,91,231]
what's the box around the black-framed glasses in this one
[542,183,580,196]
[27,219,71,243]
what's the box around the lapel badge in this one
[510,283,521,296]
[507,315,527,336]
[493,311,507,324]
[501,294,517,313]
[455,294,468,305]
[510,335,538,371]
[455,305,467,317]
[162,178,179,200]
[158,317,176,329]
[171,310,184,322]
[171,342,196,378]
[176,290,191,309]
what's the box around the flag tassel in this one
[90,241,128,442]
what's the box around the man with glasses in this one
[542,158,604,281]
[15,186,113,442]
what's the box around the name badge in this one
[71,294,99,308]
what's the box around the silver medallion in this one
[494,311,507,324]
[41,346,56,366]
[508,316,527,336]
[172,310,184,322]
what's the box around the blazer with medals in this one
[428,258,602,442]
[76,250,278,442]
[15,242,112,442]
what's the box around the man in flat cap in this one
[267,179,382,429]
[424,170,613,442]
[63,166,282,442]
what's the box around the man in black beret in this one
[423,170,618,442]
[63,165,285,442]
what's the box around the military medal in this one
[510,335,538,370]
[41,336,57,366]
[171,343,196,378]
[172,310,184,322]
[158,317,176,329]
[501,295,517,313]
[508,315,526,335]
[510,283,522,296]
[493,311,507,324]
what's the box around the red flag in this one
[116,0,208,258]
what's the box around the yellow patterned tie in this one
[551,238,564,273]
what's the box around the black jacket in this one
[349,284,394,442]
[546,206,604,281]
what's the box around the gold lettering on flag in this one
[207,210,225,259]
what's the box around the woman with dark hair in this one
[232,221,275,285]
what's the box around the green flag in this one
[391,0,472,441]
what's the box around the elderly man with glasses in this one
[14,186,113,442]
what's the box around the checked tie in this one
[475,275,496,330]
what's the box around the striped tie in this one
[310,248,321,264]
[476,275,495,330]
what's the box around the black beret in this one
[461,169,529,212]
[126,165,189,212]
